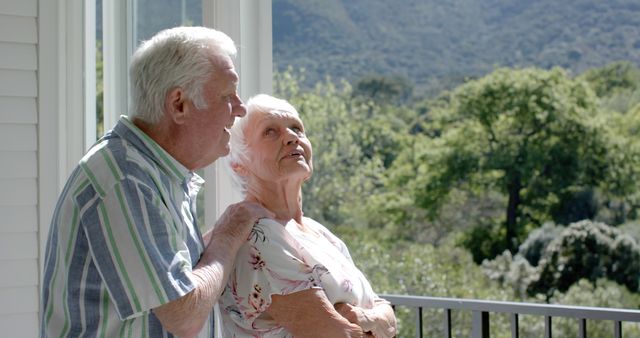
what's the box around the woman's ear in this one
[231,161,249,176]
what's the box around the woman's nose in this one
[283,129,298,144]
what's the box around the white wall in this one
[0,0,40,337]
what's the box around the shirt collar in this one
[113,115,191,183]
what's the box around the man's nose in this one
[232,96,246,117]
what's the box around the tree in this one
[352,74,413,105]
[579,61,640,97]
[580,61,640,116]
[415,67,615,253]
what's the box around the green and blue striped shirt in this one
[41,116,213,337]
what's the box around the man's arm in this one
[153,201,273,338]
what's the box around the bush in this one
[528,220,640,298]
[461,222,508,264]
[517,222,563,266]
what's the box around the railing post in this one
[472,311,490,338]
[444,308,452,338]
[511,313,519,338]
[544,316,552,338]
[579,318,587,338]
[415,307,423,338]
[614,320,622,338]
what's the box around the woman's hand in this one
[334,300,397,338]
[267,288,366,338]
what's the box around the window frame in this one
[201,0,273,228]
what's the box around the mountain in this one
[272,0,640,96]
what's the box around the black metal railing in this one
[381,294,640,338]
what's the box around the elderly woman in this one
[219,94,397,337]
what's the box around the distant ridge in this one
[273,0,640,95]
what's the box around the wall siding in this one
[0,206,38,232]
[0,1,40,336]
[0,42,37,70]
[0,97,37,124]
[0,313,39,338]
[0,14,37,43]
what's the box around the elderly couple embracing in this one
[41,26,396,338]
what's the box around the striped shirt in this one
[41,116,214,338]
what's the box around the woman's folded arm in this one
[266,288,366,338]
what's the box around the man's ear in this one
[165,87,187,124]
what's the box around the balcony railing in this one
[381,294,640,338]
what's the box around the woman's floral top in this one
[219,217,377,337]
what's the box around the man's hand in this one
[205,201,274,250]
[154,201,272,337]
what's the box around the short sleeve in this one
[80,178,198,320]
[306,218,354,263]
[222,219,325,330]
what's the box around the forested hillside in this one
[273,0,640,95]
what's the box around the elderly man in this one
[41,26,272,338]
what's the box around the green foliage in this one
[517,222,563,266]
[481,250,539,300]
[352,75,414,105]
[343,228,640,337]
[337,229,512,337]
[274,65,640,336]
[411,67,624,256]
[551,279,640,337]
[580,61,640,97]
[620,221,640,244]
[581,61,640,129]
[461,223,507,264]
[484,219,640,308]
[529,220,640,298]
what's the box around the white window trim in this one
[202,0,273,227]
[102,0,132,133]
[38,0,93,282]
[38,0,61,283]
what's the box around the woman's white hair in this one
[128,26,237,124]
[225,94,300,196]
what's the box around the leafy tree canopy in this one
[414,67,617,252]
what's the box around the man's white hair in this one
[128,26,237,124]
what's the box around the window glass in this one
[133,0,202,45]
[95,0,202,138]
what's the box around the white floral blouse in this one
[219,217,378,337]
